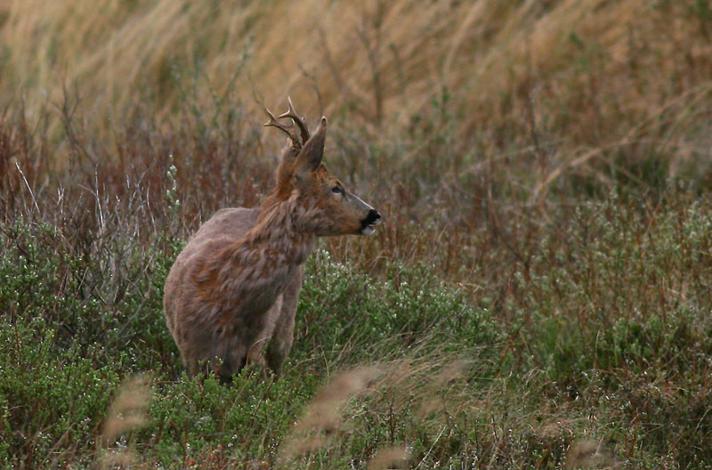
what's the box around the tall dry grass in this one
[1,0,710,173]
[2,0,710,283]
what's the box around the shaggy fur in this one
[164,108,380,380]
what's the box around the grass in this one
[1,0,712,468]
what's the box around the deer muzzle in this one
[360,209,382,236]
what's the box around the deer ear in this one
[295,116,327,173]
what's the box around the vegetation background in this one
[0,0,711,468]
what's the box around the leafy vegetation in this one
[2,188,710,468]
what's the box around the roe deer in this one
[163,99,381,381]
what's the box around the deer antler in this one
[263,106,300,148]
[278,96,310,144]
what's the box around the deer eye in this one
[331,186,343,194]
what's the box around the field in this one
[1,0,711,468]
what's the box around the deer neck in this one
[242,192,315,267]
[196,194,314,308]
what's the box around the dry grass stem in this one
[367,446,410,470]
[565,439,621,469]
[99,375,152,469]
[278,366,383,464]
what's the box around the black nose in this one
[364,209,381,226]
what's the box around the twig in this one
[15,161,40,214]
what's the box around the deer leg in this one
[266,267,304,374]
[217,343,247,384]
[244,296,283,374]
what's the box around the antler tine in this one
[278,96,310,144]
[263,105,300,147]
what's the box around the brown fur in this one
[163,107,381,380]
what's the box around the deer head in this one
[264,98,381,236]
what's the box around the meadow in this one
[0,0,711,468]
